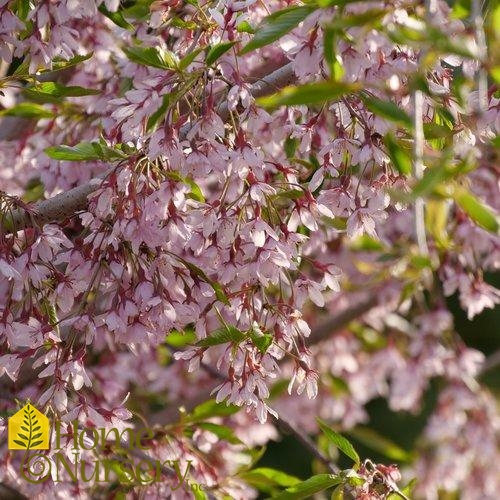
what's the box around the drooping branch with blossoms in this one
[0,0,499,499]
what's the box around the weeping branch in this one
[3,63,295,233]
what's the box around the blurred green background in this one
[256,273,500,492]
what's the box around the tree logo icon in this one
[8,403,50,450]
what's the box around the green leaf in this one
[284,136,299,158]
[323,26,336,75]
[273,189,304,201]
[161,50,180,69]
[15,0,30,20]
[426,199,450,248]
[384,134,412,175]
[0,103,54,119]
[493,66,500,84]
[196,325,246,347]
[206,41,237,66]
[318,419,360,467]
[327,9,386,30]
[347,427,412,462]
[349,234,385,252]
[240,6,314,55]
[453,186,500,234]
[146,94,170,131]
[211,282,230,305]
[451,0,470,19]
[11,58,30,77]
[98,4,134,30]
[123,46,175,70]
[236,21,255,34]
[187,399,239,423]
[315,0,380,6]
[197,422,242,444]
[330,485,344,500]
[48,53,94,73]
[176,256,230,304]
[361,96,413,127]
[270,474,342,500]
[239,468,301,492]
[122,0,155,20]
[185,178,205,202]
[423,123,453,139]
[13,440,27,447]
[23,82,100,104]
[251,333,274,354]
[179,46,205,70]
[165,329,196,347]
[387,478,416,500]
[22,177,45,203]
[45,142,127,162]
[192,487,208,500]
[411,166,449,198]
[258,81,358,109]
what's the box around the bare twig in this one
[480,348,500,375]
[412,90,429,259]
[306,296,378,347]
[472,0,488,113]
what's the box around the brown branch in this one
[271,408,339,474]
[306,296,378,347]
[4,63,295,233]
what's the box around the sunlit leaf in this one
[258,82,358,108]
[361,96,413,127]
[196,325,246,347]
[47,53,94,72]
[251,333,274,354]
[453,186,500,234]
[347,426,413,462]
[146,94,170,131]
[45,142,127,161]
[239,467,300,492]
[384,134,412,175]
[197,422,242,444]
[23,82,100,104]
[318,419,360,467]
[186,399,239,423]
[206,41,237,65]
[0,103,54,119]
[240,6,314,54]
[98,4,134,30]
[124,46,176,70]
[271,474,342,500]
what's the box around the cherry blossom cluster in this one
[0,0,498,498]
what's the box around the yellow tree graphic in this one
[8,403,50,450]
